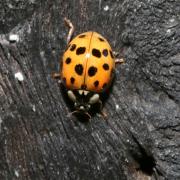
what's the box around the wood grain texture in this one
[0,0,180,179]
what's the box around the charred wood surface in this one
[0,0,180,179]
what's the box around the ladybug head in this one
[67,90,100,113]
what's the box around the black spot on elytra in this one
[94,80,99,87]
[65,57,71,64]
[81,84,87,89]
[102,83,107,89]
[102,49,108,57]
[98,37,105,42]
[92,48,101,58]
[70,77,75,84]
[76,47,86,55]
[75,64,83,75]
[70,44,76,51]
[79,34,86,38]
[109,50,114,58]
[103,63,109,70]
[88,66,97,77]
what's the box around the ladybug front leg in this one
[52,17,74,80]
[64,17,75,44]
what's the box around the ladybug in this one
[53,18,124,118]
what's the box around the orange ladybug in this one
[53,18,124,118]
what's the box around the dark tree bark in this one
[0,0,180,179]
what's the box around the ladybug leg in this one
[64,17,75,44]
[84,112,92,120]
[113,51,120,57]
[52,72,60,79]
[100,110,108,119]
[98,100,108,119]
[115,58,125,65]
[113,51,125,65]
[51,73,62,84]
[67,110,77,118]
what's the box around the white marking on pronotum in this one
[89,94,99,104]
[14,72,24,81]
[83,90,89,96]
[78,90,83,95]
[67,90,76,102]
[79,90,89,96]
[9,34,19,42]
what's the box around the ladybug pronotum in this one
[53,18,124,118]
